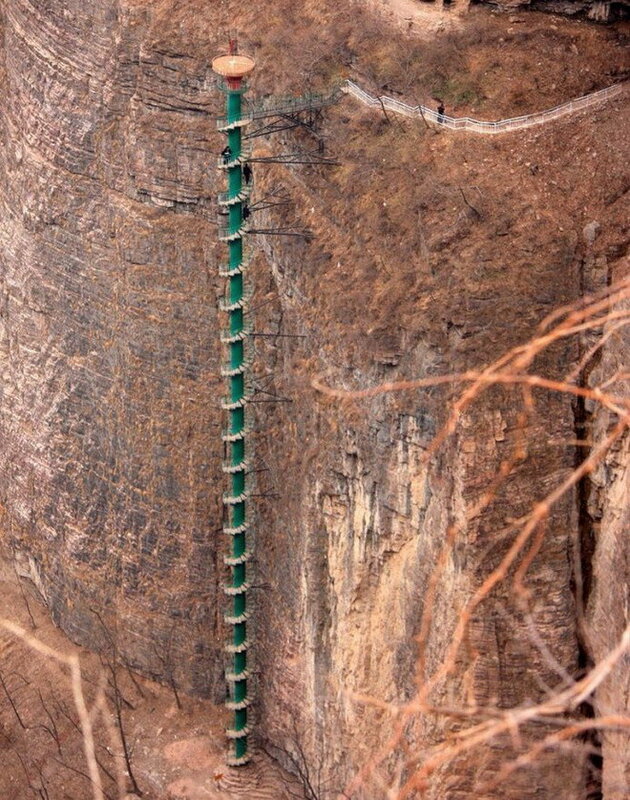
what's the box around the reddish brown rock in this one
[587,293,630,800]
[0,1,628,798]
[0,0,226,697]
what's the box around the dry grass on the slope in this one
[232,0,629,117]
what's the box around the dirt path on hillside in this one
[363,0,462,36]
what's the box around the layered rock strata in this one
[0,0,226,697]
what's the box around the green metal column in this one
[217,76,253,767]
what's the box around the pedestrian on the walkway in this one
[437,102,445,125]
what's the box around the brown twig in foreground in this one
[0,620,106,800]
[316,280,630,799]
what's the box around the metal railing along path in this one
[342,80,628,134]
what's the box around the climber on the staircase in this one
[222,144,232,163]
[243,162,252,184]
[242,203,251,221]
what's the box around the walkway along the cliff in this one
[342,79,628,133]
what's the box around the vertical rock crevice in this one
[572,222,627,800]
[573,381,604,800]
[571,224,603,799]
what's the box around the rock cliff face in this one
[527,0,627,23]
[0,1,628,798]
[465,0,629,23]
[253,205,586,797]
[586,291,629,800]
[249,67,628,791]
[0,0,227,697]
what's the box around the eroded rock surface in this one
[0,0,226,697]
[0,1,628,798]
[587,293,630,800]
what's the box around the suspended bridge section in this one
[215,87,344,131]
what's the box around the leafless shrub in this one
[0,620,107,800]
[152,626,182,711]
[91,610,143,797]
[263,716,345,799]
